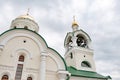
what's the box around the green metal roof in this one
[67,66,109,79]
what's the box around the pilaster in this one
[71,36,77,47]
[39,51,48,80]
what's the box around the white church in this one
[0,13,112,80]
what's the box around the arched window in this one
[19,55,24,62]
[1,75,8,80]
[27,77,32,80]
[15,55,25,80]
[81,61,91,68]
[76,35,88,48]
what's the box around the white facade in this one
[0,14,111,80]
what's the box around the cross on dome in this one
[72,16,79,31]
[26,8,30,15]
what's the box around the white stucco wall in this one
[0,29,67,80]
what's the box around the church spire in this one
[72,16,79,31]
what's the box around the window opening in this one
[15,55,25,80]
[27,77,32,80]
[1,75,8,80]
[70,53,73,59]
[81,61,91,68]
[23,40,26,43]
[19,55,24,62]
[76,36,87,48]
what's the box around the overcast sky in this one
[0,0,120,80]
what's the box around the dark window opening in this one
[76,36,87,48]
[19,55,24,62]
[23,40,26,43]
[15,55,25,80]
[15,64,23,80]
[84,55,86,57]
[2,75,8,80]
[70,53,73,59]
[81,61,91,68]
[27,77,32,80]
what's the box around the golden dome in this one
[17,14,34,20]
[72,20,79,27]
[72,16,79,27]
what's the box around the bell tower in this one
[64,17,96,72]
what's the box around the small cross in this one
[73,16,76,22]
[27,8,30,15]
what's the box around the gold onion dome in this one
[72,16,79,27]
[72,20,79,27]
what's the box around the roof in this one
[67,66,108,79]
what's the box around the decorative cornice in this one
[25,68,39,73]
[0,65,14,71]
[40,51,48,57]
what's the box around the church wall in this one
[74,48,96,71]
[0,36,41,80]
[65,53,76,67]
[46,56,58,71]
[0,36,40,67]
[46,71,59,80]
[0,14,110,80]
[46,57,59,80]
[0,30,67,80]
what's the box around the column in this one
[71,36,77,47]
[39,51,48,80]
[57,70,71,80]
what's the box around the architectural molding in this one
[11,49,32,59]
[0,32,46,52]
[65,46,93,58]
[57,70,71,80]
[40,51,48,57]
[0,71,12,80]
[0,65,14,71]
[25,68,39,73]
[47,49,66,70]
[39,51,48,80]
